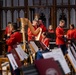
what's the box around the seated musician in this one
[47,25,55,41]
[48,25,54,33]
[36,32,50,60]
[66,24,75,42]
[38,19,47,32]
[6,23,22,75]
[40,32,50,47]
[28,20,38,41]
[4,22,12,40]
[3,22,12,52]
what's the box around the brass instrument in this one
[20,18,40,35]
[35,28,42,41]
[19,18,40,51]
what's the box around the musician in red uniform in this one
[3,22,12,52]
[73,29,76,41]
[4,22,12,39]
[6,23,22,52]
[48,25,54,33]
[47,25,55,41]
[67,24,75,40]
[5,22,12,35]
[36,32,49,60]
[28,20,38,41]
[41,32,50,47]
[6,23,22,75]
[56,20,67,55]
[38,19,47,32]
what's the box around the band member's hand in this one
[7,33,10,36]
[20,18,29,25]
[24,18,29,24]
[64,35,67,38]
[68,40,71,43]
[3,38,5,41]
[39,28,42,32]
[24,18,32,26]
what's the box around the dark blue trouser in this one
[59,44,68,55]
[36,50,49,60]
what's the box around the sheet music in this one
[30,41,39,52]
[67,48,76,70]
[72,43,76,51]
[49,42,56,44]
[70,46,76,59]
[15,44,28,61]
[42,48,70,74]
[7,54,18,70]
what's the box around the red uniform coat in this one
[5,26,12,35]
[41,38,49,47]
[73,29,76,40]
[56,26,65,45]
[39,24,47,32]
[67,29,75,40]
[48,29,54,33]
[6,31,22,52]
[28,26,37,41]
[28,28,34,41]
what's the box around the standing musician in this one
[73,29,76,42]
[56,20,68,55]
[67,24,75,41]
[6,23,22,75]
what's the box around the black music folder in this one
[30,41,48,50]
